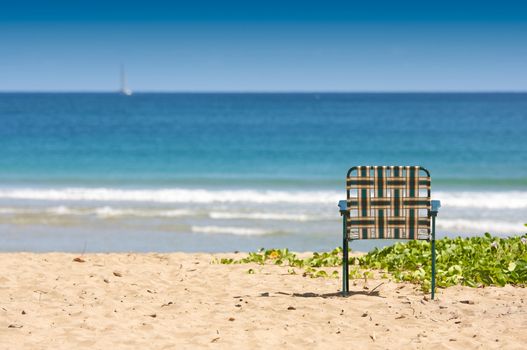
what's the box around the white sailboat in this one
[120,64,133,96]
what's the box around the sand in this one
[0,252,525,349]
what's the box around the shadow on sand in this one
[257,290,383,298]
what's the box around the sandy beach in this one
[0,252,525,349]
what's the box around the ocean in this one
[0,93,525,252]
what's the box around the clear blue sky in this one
[1,0,527,92]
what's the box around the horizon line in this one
[1,90,527,94]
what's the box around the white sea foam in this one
[0,206,194,219]
[0,188,527,209]
[94,207,120,218]
[435,191,527,209]
[93,207,193,218]
[0,188,339,204]
[46,206,76,215]
[191,225,273,236]
[0,206,82,216]
[209,212,321,221]
[0,205,320,222]
[438,219,526,234]
[155,209,195,217]
[0,188,525,209]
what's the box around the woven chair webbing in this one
[346,166,431,240]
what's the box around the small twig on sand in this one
[369,282,384,295]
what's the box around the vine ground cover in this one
[218,233,527,291]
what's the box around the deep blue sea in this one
[0,93,526,252]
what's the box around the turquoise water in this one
[0,93,526,252]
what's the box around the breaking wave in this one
[0,187,526,209]
[0,187,339,204]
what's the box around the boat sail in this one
[120,64,133,96]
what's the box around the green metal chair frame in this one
[338,166,441,299]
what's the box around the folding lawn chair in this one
[338,166,441,299]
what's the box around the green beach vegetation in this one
[218,233,527,292]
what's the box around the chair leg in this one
[342,238,349,296]
[342,215,349,296]
[345,240,350,293]
[431,214,437,300]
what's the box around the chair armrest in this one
[338,200,347,214]
[431,200,441,216]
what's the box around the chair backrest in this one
[346,166,431,240]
